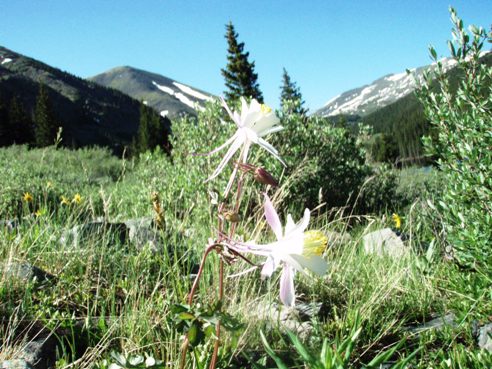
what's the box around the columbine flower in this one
[205,97,285,193]
[23,192,33,203]
[239,194,328,307]
[72,193,82,204]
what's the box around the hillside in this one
[89,66,214,118]
[0,46,170,153]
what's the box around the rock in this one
[250,301,321,339]
[20,336,57,369]
[0,219,19,232]
[325,230,352,247]
[0,360,33,369]
[124,217,161,252]
[478,323,492,352]
[406,313,457,334]
[363,228,409,258]
[0,261,54,284]
[60,221,128,248]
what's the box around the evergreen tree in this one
[221,22,263,103]
[134,102,168,155]
[0,99,9,146]
[280,68,307,116]
[34,84,59,147]
[8,96,33,144]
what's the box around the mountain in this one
[314,57,465,118]
[89,66,214,118]
[0,46,170,153]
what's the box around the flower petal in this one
[285,208,310,236]
[264,194,283,240]
[261,255,278,279]
[256,137,286,166]
[288,254,328,276]
[205,132,244,182]
[253,114,281,135]
[195,130,238,157]
[279,265,295,307]
[221,98,240,127]
[258,125,284,137]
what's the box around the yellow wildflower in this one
[60,196,70,206]
[23,192,33,202]
[72,193,82,204]
[392,213,402,229]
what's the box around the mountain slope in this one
[0,46,170,152]
[314,57,465,118]
[89,66,214,118]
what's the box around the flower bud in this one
[223,210,241,223]
[253,167,279,187]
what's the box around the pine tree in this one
[280,68,307,116]
[8,96,33,144]
[34,84,59,147]
[221,22,263,103]
[0,98,9,146]
[134,102,168,155]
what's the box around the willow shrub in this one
[416,8,492,271]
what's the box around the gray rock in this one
[250,301,321,339]
[325,230,352,247]
[124,217,161,252]
[0,359,33,369]
[407,313,457,334]
[20,336,57,369]
[363,228,409,258]
[59,221,128,248]
[0,219,19,232]
[0,262,54,284]
[478,323,492,352]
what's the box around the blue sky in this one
[1,1,491,110]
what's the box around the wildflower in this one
[392,213,401,229]
[23,192,33,202]
[72,193,82,204]
[205,97,285,193]
[46,181,53,189]
[60,196,70,206]
[34,208,45,217]
[238,194,328,307]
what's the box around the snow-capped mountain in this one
[89,66,215,118]
[315,57,465,117]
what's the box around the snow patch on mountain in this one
[152,81,175,95]
[1,57,12,65]
[173,82,212,101]
[160,110,169,117]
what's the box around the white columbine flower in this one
[206,97,285,193]
[242,194,328,307]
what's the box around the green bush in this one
[416,9,492,270]
[273,112,370,213]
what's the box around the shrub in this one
[415,9,492,270]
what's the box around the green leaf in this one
[260,331,289,369]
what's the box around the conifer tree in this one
[0,98,8,146]
[8,96,32,144]
[34,84,59,147]
[280,68,307,116]
[134,102,168,155]
[221,22,263,103]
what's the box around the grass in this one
[0,145,490,368]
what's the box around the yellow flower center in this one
[23,192,33,202]
[303,230,328,257]
[392,213,401,229]
[260,104,272,115]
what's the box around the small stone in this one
[407,313,457,334]
[478,323,492,352]
[363,228,409,258]
[0,359,33,369]
[0,262,54,284]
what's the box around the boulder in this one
[59,221,127,248]
[124,217,161,252]
[363,228,409,258]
